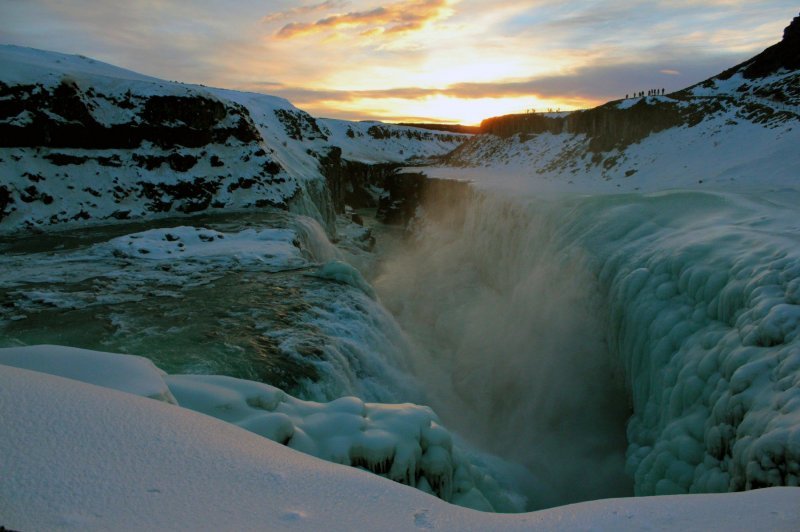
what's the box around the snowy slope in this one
[437,16,800,196]
[2,361,799,531]
[0,45,468,233]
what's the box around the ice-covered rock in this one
[166,373,526,512]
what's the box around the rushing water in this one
[3,184,800,511]
[0,209,419,403]
[374,185,800,507]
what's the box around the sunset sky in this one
[1,1,797,124]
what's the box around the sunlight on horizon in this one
[1,1,796,124]
[296,94,593,125]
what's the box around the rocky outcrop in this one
[479,100,685,152]
[375,172,471,227]
[397,123,480,134]
[273,108,328,142]
[717,12,800,80]
[0,80,260,149]
[364,124,464,144]
[446,14,800,174]
[0,47,468,234]
[0,60,309,232]
[316,146,399,212]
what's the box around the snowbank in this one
[107,225,306,269]
[0,345,527,512]
[1,364,799,531]
[0,344,176,403]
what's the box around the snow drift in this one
[1,362,799,531]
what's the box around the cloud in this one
[262,1,349,24]
[275,0,451,39]
[249,50,747,107]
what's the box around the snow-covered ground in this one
[2,356,799,531]
[423,98,799,197]
[0,45,468,234]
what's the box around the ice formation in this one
[0,345,527,513]
[377,187,800,505]
[166,374,526,512]
[570,191,800,494]
[308,259,377,299]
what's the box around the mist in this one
[372,190,633,510]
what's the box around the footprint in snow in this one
[413,509,434,529]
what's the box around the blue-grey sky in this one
[1,1,797,123]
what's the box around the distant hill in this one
[397,123,480,134]
[0,46,469,233]
[439,12,799,194]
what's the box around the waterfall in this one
[374,190,632,509]
[373,184,800,507]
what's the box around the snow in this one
[0,44,161,88]
[419,107,800,197]
[0,45,467,234]
[2,362,799,531]
[3,38,800,529]
[435,63,799,198]
[107,225,306,270]
[615,95,671,110]
[0,344,176,403]
[166,373,526,512]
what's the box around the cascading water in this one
[3,177,800,513]
[373,190,633,509]
[373,183,800,508]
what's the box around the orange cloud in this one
[262,1,349,24]
[276,0,450,39]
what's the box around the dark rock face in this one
[0,185,14,222]
[273,109,328,141]
[376,172,426,225]
[0,80,261,149]
[397,123,480,134]
[142,95,226,130]
[741,13,800,79]
[367,124,464,143]
[479,100,684,152]
[317,146,398,213]
[568,100,684,152]
[375,173,471,228]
